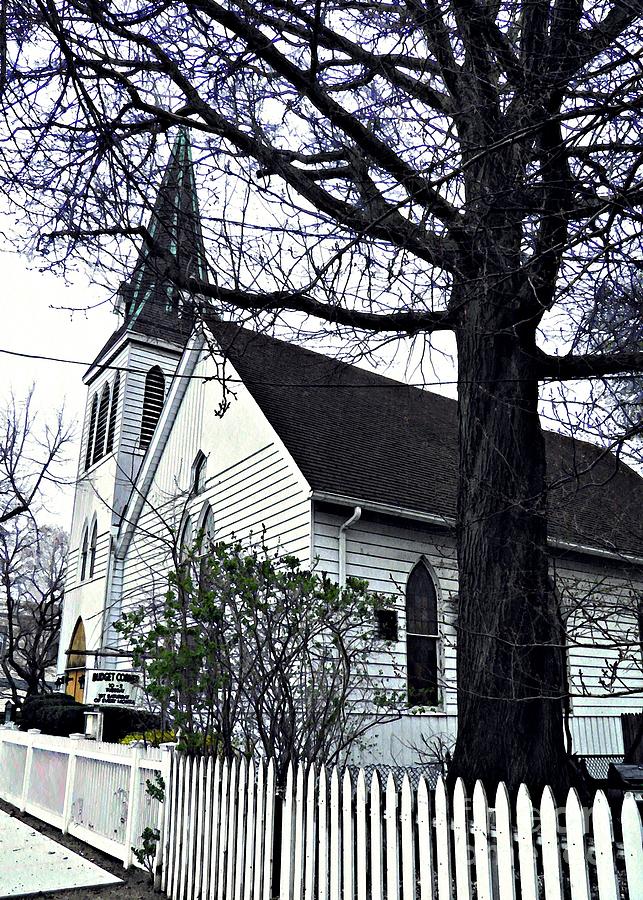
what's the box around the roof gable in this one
[208,319,643,558]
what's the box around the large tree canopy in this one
[2,0,642,792]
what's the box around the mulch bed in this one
[0,799,160,899]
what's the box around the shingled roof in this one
[210,320,643,559]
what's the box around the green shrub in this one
[21,693,85,736]
[120,729,176,747]
[101,708,161,743]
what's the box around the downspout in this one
[339,507,362,588]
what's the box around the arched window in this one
[92,383,111,464]
[65,618,87,703]
[406,560,440,707]
[192,451,207,495]
[106,373,120,453]
[88,520,98,579]
[140,366,165,450]
[179,515,193,561]
[202,505,215,546]
[85,394,98,471]
[80,525,89,581]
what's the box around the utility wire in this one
[0,345,637,388]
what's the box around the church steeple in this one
[121,129,208,338]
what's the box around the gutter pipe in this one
[339,506,362,588]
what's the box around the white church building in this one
[57,133,643,766]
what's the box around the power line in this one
[0,345,637,388]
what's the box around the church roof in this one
[209,319,643,559]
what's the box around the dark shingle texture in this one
[211,321,643,558]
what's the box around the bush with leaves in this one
[117,539,401,785]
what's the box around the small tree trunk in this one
[449,294,571,797]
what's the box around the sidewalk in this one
[0,808,122,898]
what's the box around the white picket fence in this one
[163,754,643,900]
[0,726,169,866]
[1,727,641,898]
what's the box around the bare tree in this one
[2,1,642,792]
[1,390,73,526]
[0,520,67,707]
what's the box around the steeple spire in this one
[121,129,208,337]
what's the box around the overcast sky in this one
[0,248,116,527]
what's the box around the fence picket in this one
[244,760,256,900]
[566,788,591,900]
[472,782,492,900]
[209,758,222,900]
[253,761,264,900]
[330,767,341,900]
[356,769,367,900]
[217,759,229,900]
[435,778,453,900]
[318,766,328,900]
[162,752,176,895]
[371,771,383,900]
[592,790,619,900]
[453,779,471,900]
[180,757,194,900]
[343,769,354,900]
[385,773,399,900]
[201,756,213,900]
[193,757,206,899]
[186,757,199,900]
[541,785,564,900]
[281,762,295,900]
[226,759,239,900]
[400,775,414,900]
[171,755,186,900]
[293,764,306,900]
[234,758,247,900]
[262,760,276,900]
[304,766,316,900]
[515,784,538,900]
[495,782,516,900]
[417,777,434,900]
[622,792,643,897]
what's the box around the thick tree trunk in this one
[449,294,571,797]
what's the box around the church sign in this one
[84,670,142,708]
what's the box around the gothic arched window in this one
[140,366,165,450]
[88,520,98,579]
[92,383,111,464]
[80,525,89,581]
[192,451,207,495]
[106,373,120,453]
[406,560,440,707]
[179,515,193,561]
[85,394,98,471]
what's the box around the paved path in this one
[0,809,122,898]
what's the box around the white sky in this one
[0,248,116,528]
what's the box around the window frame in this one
[79,524,89,581]
[405,558,442,709]
[88,519,98,579]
